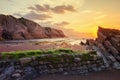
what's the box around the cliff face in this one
[97,27,120,61]
[0,14,65,40]
[44,27,65,38]
[98,27,120,41]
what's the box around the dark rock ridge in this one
[0,52,105,80]
[97,26,120,62]
[0,14,65,40]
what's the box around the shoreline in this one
[0,38,87,53]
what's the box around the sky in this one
[0,0,120,39]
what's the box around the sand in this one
[0,42,86,52]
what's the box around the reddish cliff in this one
[0,14,65,40]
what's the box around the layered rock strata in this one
[0,14,65,40]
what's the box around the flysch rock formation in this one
[97,26,120,62]
[0,14,65,40]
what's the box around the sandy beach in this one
[0,39,87,52]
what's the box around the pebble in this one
[15,70,22,73]
[74,57,81,62]
[58,68,63,72]
[64,72,68,75]
[12,73,21,78]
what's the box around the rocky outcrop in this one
[97,27,120,61]
[0,14,65,40]
[0,53,105,80]
[44,27,65,38]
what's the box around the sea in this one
[0,38,86,45]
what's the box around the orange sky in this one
[0,0,120,39]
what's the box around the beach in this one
[0,38,87,52]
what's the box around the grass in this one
[1,50,42,60]
[1,49,97,61]
[81,53,93,61]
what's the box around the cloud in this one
[14,11,52,20]
[13,13,20,17]
[39,21,53,27]
[38,21,93,38]
[53,22,70,26]
[28,4,76,14]
[28,4,50,12]
[7,0,12,1]
[39,21,69,27]
[95,14,107,19]
[81,10,103,14]
[52,5,76,14]
[51,23,93,38]
[62,28,94,39]
[81,10,93,13]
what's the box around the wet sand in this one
[0,42,86,52]
[35,70,120,80]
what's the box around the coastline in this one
[0,38,87,53]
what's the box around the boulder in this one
[20,57,32,65]
[74,57,81,62]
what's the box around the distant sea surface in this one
[0,38,86,45]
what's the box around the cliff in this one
[0,14,65,40]
[97,26,120,61]
[97,27,120,41]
